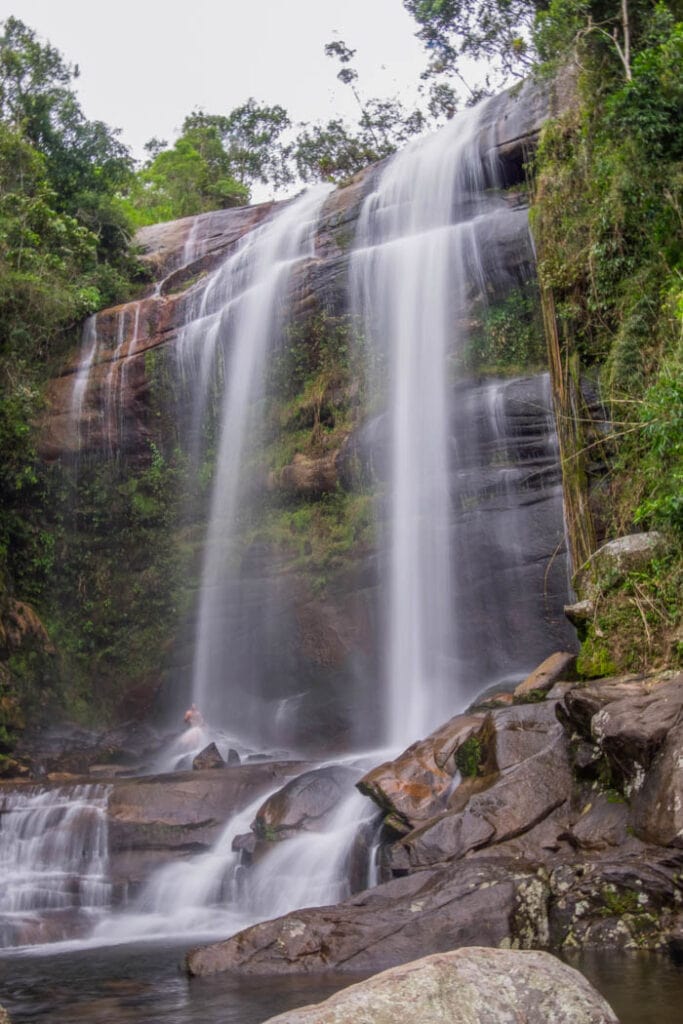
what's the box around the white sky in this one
[3,0,430,165]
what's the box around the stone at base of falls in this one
[357,714,486,828]
[513,651,577,698]
[0,1004,11,1024]
[253,765,359,841]
[260,948,620,1024]
[192,743,225,770]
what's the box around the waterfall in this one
[351,96,567,746]
[188,184,333,733]
[69,314,100,451]
[0,785,111,947]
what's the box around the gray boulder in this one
[261,948,620,1024]
[253,765,359,841]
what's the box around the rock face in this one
[261,948,620,1024]
[188,667,683,977]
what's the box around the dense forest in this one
[0,0,681,766]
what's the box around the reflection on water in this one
[563,949,683,1024]
[0,941,369,1024]
[0,942,682,1024]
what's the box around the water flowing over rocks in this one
[105,761,311,893]
[261,948,620,1024]
[188,668,683,977]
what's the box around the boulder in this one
[630,719,683,847]
[385,700,571,869]
[358,713,485,828]
[560,793,629,852]
[261,948,620,1024]
[192,743,225,770]
[573,532,667,605]
[563,673,683,790]
[514,651,576,698]
[396,740,571,869]
[0,1005,10,1024]
[253,765,359,841]
[186,859,550,976]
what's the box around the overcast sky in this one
[4,0,431,166]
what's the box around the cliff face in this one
[32,80,576,749]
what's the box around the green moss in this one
[455,735,484,777]
[576,640,618,679]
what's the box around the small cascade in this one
[241,788,377,920]
[94,790,269,942]
[0,784,112,947]
[92,768,376,945]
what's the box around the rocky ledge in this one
[188,665,683,976]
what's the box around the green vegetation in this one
[459,285,547,374]
[527,0,682,675]
[455,735,485,776]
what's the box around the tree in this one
[184,101,293,190]
[0,17,134,269]
[293,39,428,182]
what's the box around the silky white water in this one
[351,97,541,747]
[188,185,332,730]
[0,785,111,947]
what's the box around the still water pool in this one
[0,941,681,1023]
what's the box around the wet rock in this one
[186,859,549,976]
[261,948,620,1024]
[631,719,683,847]
[397,739,571,869]
[0,1004,10,1024]
[560,793,629,852]
[253,765,358,841]
[548,854,683,951]
[563,674,683,790]
[358,714,485,828]
[514,651,576,699]
[106,761,312,890]
[226,748,241,765]
[192,743,226,770]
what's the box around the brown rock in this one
[514,651,576,698]
[192,743,226,770]
[269,452,340,497]
[186,859,548,977]
[253,765,358,841]
[631,719,683,847]
[358,714,485,828]
[398,740,571,869]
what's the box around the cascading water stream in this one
[351,96,565,747]
[0,785,111,947]
[188,184,333,732]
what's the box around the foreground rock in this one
[262,948,620,1024]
